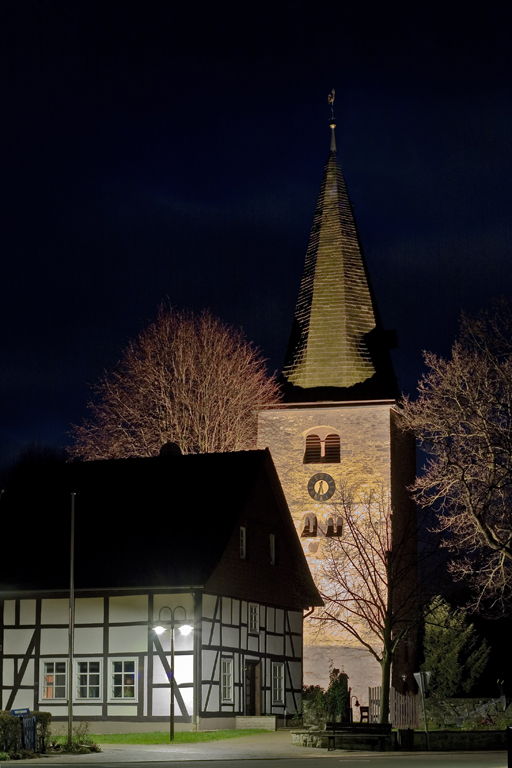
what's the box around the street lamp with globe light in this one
[152,606,193,740]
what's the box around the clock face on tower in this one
[307,473,336,502]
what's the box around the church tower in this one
[257,97,416,705]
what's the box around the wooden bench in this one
[325,722,392,751]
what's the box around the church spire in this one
[281,95,398,402]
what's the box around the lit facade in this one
[0,450,321,730]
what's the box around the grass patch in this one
[90,729,268,745]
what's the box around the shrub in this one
[324,668,349,722]
[51,722,101,753]
[0,753,9,761]
[32,711,52,753]
[0,712,21,752]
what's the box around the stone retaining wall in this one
[291,729,507,751]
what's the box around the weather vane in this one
[328,89,336,126]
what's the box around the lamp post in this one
[152,606,193,741]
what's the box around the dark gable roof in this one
[0,449,321,608]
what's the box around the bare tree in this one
[312,486,420,724]
[397,300,512,614]
[70,306,281,459]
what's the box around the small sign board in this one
[413,671,431,693]
[10,708,30,717]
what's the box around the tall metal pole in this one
[170,613,175,741]
[67,492,76,748]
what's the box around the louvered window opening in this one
[301,514,317,537]
[303,433,340,463]
[325,517,342,537]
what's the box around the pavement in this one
[10,730,509,765]
[15,731,334,763]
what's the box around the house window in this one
[270,533,276,565]
[240,526,246,559]
[272,662,285,704]
[76,660,101,699]
[42,661,67,700]
[303,431,340,464]
[110,659,136,700]
[221,658,233,703]
[248,603,259,633]
[301,514,317,537]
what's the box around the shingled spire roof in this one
[281,113,398,403]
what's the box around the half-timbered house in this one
[0,449,321,732]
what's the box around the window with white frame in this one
[221,658,233,703]
[240,526,246,559]
[272,662,285,704]
[76,660,101,699]
[248,603,259,634]
[42,660,67,700]
[110,659,137,700]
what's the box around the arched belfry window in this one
[301,514,317,538]
[303,428,341,464]
[304,434,322,463]
[324,433,341,463]
[325,516,342,537]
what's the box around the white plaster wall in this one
[3,600,15,625]
[152,654,193,685]
[152,594,194,623]
[109,595,148,623]
[288,611,303,634]
[288,660,302,690]
[21,658,34,686]
[202,594,217,620]
[108,705,137,716]
[201,650,217,681]
[74,627,103,654]
[109,625,147,652]
[204,622,220,646]
[75,597,104,623]
[179,686,193,714]
[222,627,239,648]
[3,628,33,654]
[266,634,284,656]
[73,705,103,716]
[203,683,219,712]
[2,659,14,687]
[221,597,232,622]
[41,628,68,655]
[286,634,301,659]
[247,635,258,653]
[20,600,36,625]
[41,599,68,624]
[8,690,33,709]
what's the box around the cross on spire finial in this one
[328,89,336,126]
[328,89,336,151]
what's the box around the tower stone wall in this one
[257,402,417,704]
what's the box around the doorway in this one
[244,660,261,715]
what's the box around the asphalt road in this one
[16,756,507,768]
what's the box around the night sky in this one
[1,0,512,472]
